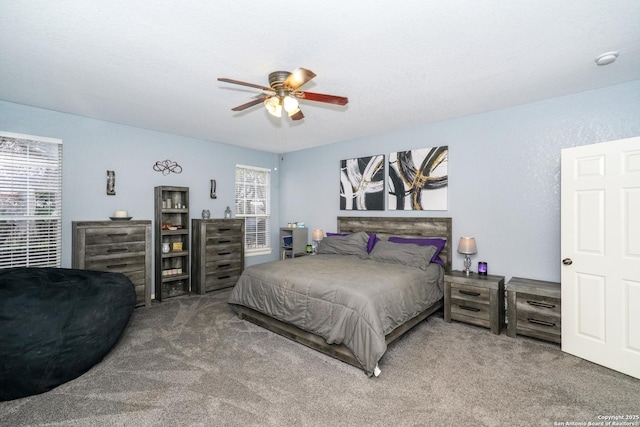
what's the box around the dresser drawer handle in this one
[219,240,231,244]
[108,233,128,237]
[459,305,481,312]
[527,300,556,309]
[107,264,128,269]
[218,252,231,256]
[218,275,231,280]
[219,264,231,268]
[219,228,231,232]
[458,290,480,297]
[108,248,129,253]
[527,318,556,328]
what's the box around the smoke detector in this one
[595,51,619,66]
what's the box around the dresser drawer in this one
[204,269,242,292]
[85,255,146,274]
[84,226,147,244]
[205,243,243,260]
[84,241,147,260]
[205,222,243,236]
[205,257,243,271]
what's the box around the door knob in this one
[562,258,573,265]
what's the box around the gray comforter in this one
[228,254,444,375]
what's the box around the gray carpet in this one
[1,289,638,427]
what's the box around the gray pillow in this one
[369,240,437,270]
[316,231,369,258]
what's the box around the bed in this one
[228,216,452,376]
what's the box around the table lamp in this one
[457,237,477,275]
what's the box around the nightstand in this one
[506,277,561,344]
[444,270,505,335]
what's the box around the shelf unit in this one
[279,227,308,259]
[154,186,190,301]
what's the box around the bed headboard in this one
[337,216,453,273]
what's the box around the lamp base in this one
[464,255,472,275]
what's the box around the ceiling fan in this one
[218,68,348,121]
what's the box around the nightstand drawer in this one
[450,283,490,303]
[516,292,560,317]
[450,298,491,323]
[516,312,561,337]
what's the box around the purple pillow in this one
[388,237,446,267]
[367,233,379,254]
[325,232,379,254]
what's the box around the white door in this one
[561,136,640,379]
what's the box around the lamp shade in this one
[457,237,477,254]
[312,229,324,241]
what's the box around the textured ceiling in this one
[1,1,639,153]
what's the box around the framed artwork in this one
[388,146,448,210]
[340,154,385,210]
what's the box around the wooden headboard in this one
[337,216,453,273]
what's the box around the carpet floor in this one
[1,288,638,427]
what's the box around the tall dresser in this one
[72,220,152,307]
[191,218,244,294]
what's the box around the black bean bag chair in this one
[0,267,136,401]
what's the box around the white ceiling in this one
[1,1,639,153]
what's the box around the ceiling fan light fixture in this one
[288,107,301,117]
[264,97,282,117]
[283,95,299,113]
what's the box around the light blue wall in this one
[279,80,640,283]
[0,101,280,272]
[3,80,639,284]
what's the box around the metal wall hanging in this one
[153,159,182,175]
[210,179,217,199]
[106,170,115,195]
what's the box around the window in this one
[0,132,62,268]
[235,164,271,256]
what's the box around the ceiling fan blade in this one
[294,91,348,106]
[218,77,271,91]
[231,96,268,111]
[289,108,304,121]
[284,68,316,90]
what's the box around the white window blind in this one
[235,164,271,255]
[0,132,62,268]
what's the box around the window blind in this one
[235,164,271,254]
[0,132,62,268]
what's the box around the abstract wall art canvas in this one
[388,146,448,211]
[340,155,385,210]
